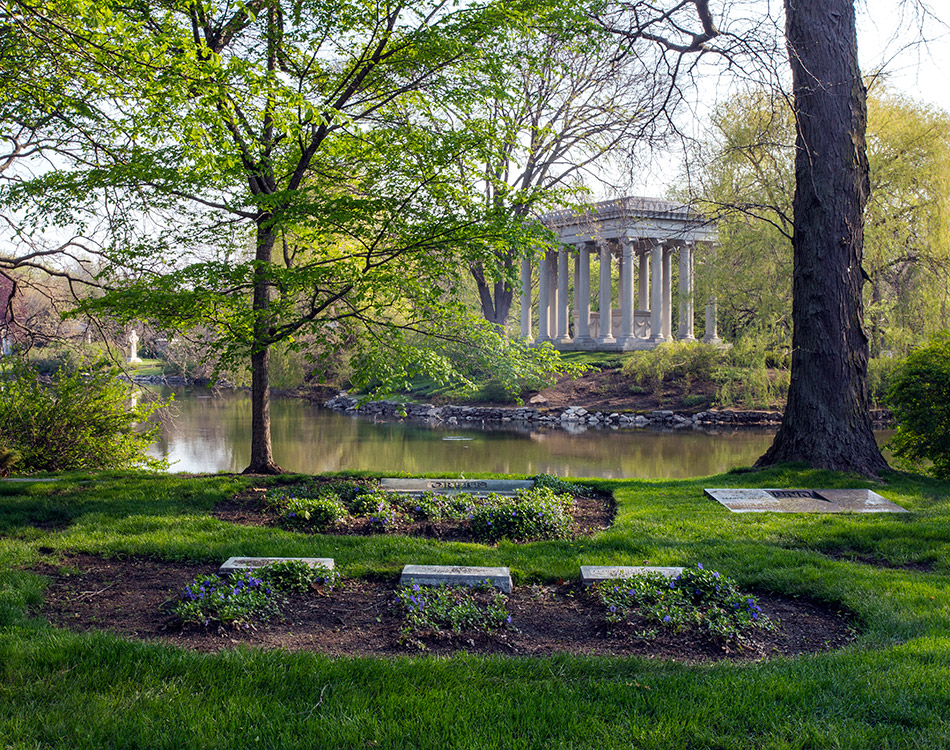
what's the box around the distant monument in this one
[1,332,11,357]
[127,329,142,364]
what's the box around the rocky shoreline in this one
[323,393,893,431]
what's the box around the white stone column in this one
[597,242,615,344]
[639,251,650,311]
[650,242,665,343]
[557,248,571,343]
[537,252,550,342]
[662,244,673,340]
[677,244,695,341]
[520,257,533,342]
[576,244,593,344]
[618,239,635,346]
[548,251,558,337]
[704,298,721,343]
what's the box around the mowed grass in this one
[1,467,949,749]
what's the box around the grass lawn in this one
[1,466,949,748]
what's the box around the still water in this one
[150,388,892,479]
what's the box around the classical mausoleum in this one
[520,196,719,350]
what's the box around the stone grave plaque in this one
[399,564,512,593]
[219,556,335,576]
[381,478,533,497]
[580,565,684,585]
[704,488,907,514]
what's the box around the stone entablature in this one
[522,196,720,351]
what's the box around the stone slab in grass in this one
[580,565,684,585]
[219,557,335,576]
[381,478,533,497]
[704,488,908,514]
[399,564,512,593]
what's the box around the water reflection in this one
[149,388,890,479]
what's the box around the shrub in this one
[469,487,572,542]
[531,473,590,497]
[868,356,900,408]
[622,341,726,394]
[0,357,166,472]
[595,564,772,642]
[258,560,340,593]
[277,495,347,531]
[0,447,20,477]
[887,333,950,477]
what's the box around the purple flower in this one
[663,615,672,623]
[697,563,704,570]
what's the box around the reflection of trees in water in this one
[151,391,783,477]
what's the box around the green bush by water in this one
[887,332,950,477]
[0,357,166,472]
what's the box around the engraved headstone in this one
[399,564,512,593]
[219,556,335,576]
[580,565,684,585]
[381,478,533,497]
[704,488,907,514]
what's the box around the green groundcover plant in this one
[595,564,773,642]
[396,581,511,648]
[172,562,340,627]
[262,481,576,542]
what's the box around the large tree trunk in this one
[757,0,888,476]
[244,218,283,475]
[470,262,514,328]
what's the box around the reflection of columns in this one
[662,245,673,340]
[597,242,615,344]
[704,298,721,343]
[639,251,650,311]
[520,257,532,341]
[538,252,550,341]
[557,248,570,343]
[576,244,593,344]
[618,239,635,345]
[678,244,695,341]
[650,242,665,342]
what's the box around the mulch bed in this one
[32,554,855,661]
[213,484,615,542]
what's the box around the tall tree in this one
[756,0,887,475]
[456,26,675,328]
[599,0,889,475]
[4,0,553,473]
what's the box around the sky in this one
[626,0,950,197]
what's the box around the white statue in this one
[127,328,142,364]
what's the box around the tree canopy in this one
[3,0,570,472]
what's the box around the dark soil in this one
[32,554,855,662]
[213,485,615,543]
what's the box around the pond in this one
[149,388,892,479]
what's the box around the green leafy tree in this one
[687,85,950,356]
[4,0,564,473]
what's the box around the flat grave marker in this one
[704,488,908,514]
[381,478,533,497]
[399,564,512,593]
[219,556,335,576]
[580,565,684,585]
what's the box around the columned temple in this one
[520,197,719,350]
